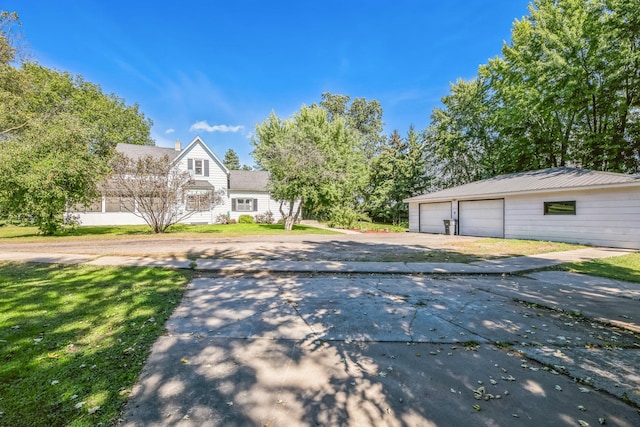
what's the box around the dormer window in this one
[187,158,209,177]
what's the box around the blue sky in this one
[6,1,531,167]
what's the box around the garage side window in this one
[544,201,576,215]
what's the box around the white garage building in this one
[404,167,640,249]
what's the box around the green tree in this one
[488,0,640,173]
[427,0,640,179]
[0,12,153,234]
[319,92,385,159]
[366,126,431,223]
[0,113,103,234]
[223,148,241,170]
[426,77,500,187]
[252,106,366,230]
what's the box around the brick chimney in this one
[175,139,181,151]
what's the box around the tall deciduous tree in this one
[319,92,385,159]
[427,0,640,184]
[252,106,366,230]
[426,77,500,187]
[367,126,431,223]
[0,12,153,233]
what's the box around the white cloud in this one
[189,120,244,133]
[165,128,175,134]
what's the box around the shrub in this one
[327,207,359,229]
[228,218,237,224]
[215,213,230,224]
[255,210,275,224]
[238,214,255,224]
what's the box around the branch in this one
[0,121,29,136]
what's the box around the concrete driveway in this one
[1,232,637,425]
[120,271,640,426]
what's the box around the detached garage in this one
[404,167,640,249]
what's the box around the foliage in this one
[238,214,255,224]
[318,92,385,159]
[106,153,224,233]
[0,263,191,427]
[223,148,240,170]
[426,77,499,188]
[254,210,275,224]
[427,0,640,186]
[326,206,361,229]
[0,15,153,234]
[0,11,19,65]
[366,126,432,223]
[346,221,408,232]
[215,212,231,224]
[0,113,104,235]
[252,105,367,230]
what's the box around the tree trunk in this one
[284,215,295,231]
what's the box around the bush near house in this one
[215,213,231,224]
[254,210,275,224]
[238,214,255,224]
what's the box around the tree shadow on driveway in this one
[120,273,640,426]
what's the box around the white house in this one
[72,136,287,225]
[404,167,640,249]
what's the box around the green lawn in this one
[559,253,640,283]
[0,223,337,241]
[0,263,192,426]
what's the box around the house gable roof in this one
[404,167,640,203]
[229,170,270,192]
[173,136,230,174]
[115,143,180,162]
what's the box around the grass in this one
[558,253,640,283]
[441,238,585,258]
[0,262,192,426]
[0,223,338,242]
[347,221,408,233]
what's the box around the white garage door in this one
[419,202,452,234]
[459,199,504,238]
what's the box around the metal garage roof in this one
[404,167,640,203]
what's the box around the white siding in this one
[76,212,147,226]
[175,142,228,192]
[459,199,504,238]
[505,188,640,249]
[419,202,451,234]
[408,203,419,232]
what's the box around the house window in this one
[544,201,576,215]
[232,198,258,212]
[187,158,209,177]
[186,194,211,211]
[105,197,135,212]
